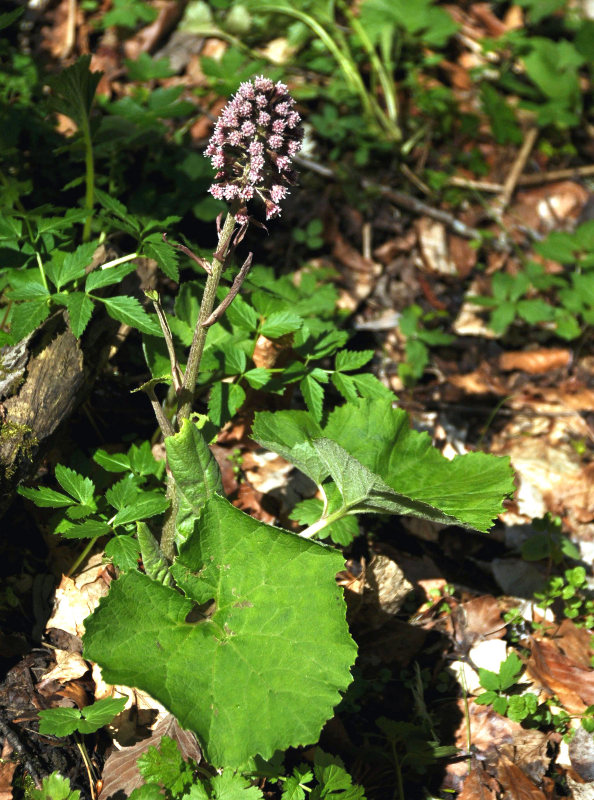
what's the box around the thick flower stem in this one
[176,211,237,424]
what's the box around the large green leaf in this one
[165,419,223,544]
[83,495,356,768]
[252,398,514,533]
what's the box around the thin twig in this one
[202,253,253,327]
[492,127,539,217]
[362,179,508,246]
[447,176,504,193]
[516,163,594,186]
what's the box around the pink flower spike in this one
[205,77,303,220]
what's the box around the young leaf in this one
[243,367,272,389]
[60,520,112,539]
[128,440,163,477]
[300,375,325,422]
[10,298,50,341]
[30,772,80,800]
[478,668,501,692]
[96,295,163,336]
[111,493,169,527]
[143,240,180,283]
[334,350,374,372]
[498,652,524,691]
[94,188,137,228]
[83,495,357,768]
[331,372,359,404]
[105,535,140,572]
[106,475,139,510]
[211,771,265,800]
[47,55,102,128]
[38,707,81,737]
[226,295,259,331]
[18,486,75,508]
[165,419,223,545]
[93,449,131,472]
[137,736,195,796]
[260,311,303,338]
[137,522,174,586]
[47,241,98,290]
[78,696,127,733]
[55,465,95,506]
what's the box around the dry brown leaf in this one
[555,619,594,670]
[348,554,412,628]
[469,3,509,36]
[506,182,589,232]
[457,765,498,800]
[496,753,547,800]
[446,700,549,791]
[100,714,201,800]
[451,596,506,651]
[449,234,478,278]
[0,759,16,800]
[37,650,89,688]
[498,349,572,374]
[45,554,113,638]
[123,0,184,58]
[527,638,594,715]
[331,231,381,301]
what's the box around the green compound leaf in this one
[334,350,374,372]
[63,292,95,338]
[38,707,81,737]
[18,486,74,508]
[83,495,356,768]
[31,773,80,800]
[78,696,127,733]
[60,520,112,539]
[165,419,223,545]
[252,398,515,533]
[47,241,98,291]
[96,295,162,336]
[93,448,131,472]
[85,262,138,292]
[105,535,140,572]
[111,493,169,527]
[55,464,95,506]
[10,297,50,341]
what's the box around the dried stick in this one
[492,127,539,217]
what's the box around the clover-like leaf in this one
[83,495,356,768]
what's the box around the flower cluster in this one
[205,76,304,222]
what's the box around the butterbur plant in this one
[18,65,515,775]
